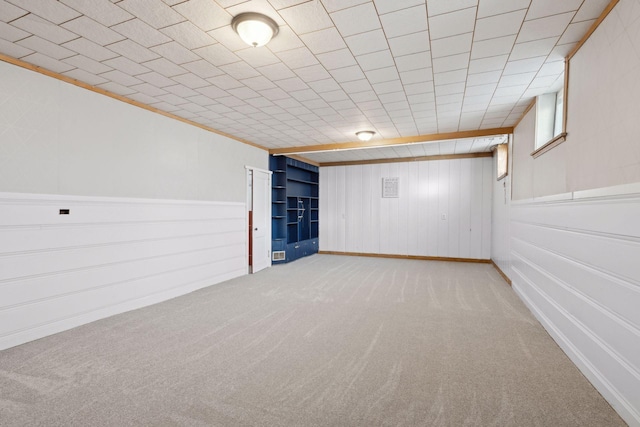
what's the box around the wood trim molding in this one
[0,53,268,152]
[319,152,492,167]
[285,154,320,166]
[514,99,536,129]
[567,0,620,60]
[531,132,567,158]
[269,127,513,155]
[319,251,491,264]
[490,260,512,286]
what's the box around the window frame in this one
[531,59,569,158]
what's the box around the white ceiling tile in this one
[549,43,576,61]
[427,0,476,17]
[268,0,311,10]
[316,48,357,70]
[180,59,224,79]
[330,65,366,82]
[104,56,150,75]
[278,1,334,34]
[477,0,530,18]
[63,54,112,74]
[256,62,296,80]
[118,0,185,28]
[573,0,610,22]
[407,92,434,103]
[379,91,407,103]
[130,82,168,97]
[294,64,332,82]
[509,37,558,61]
[435,82,465,96]
[264,25,305,53]
[236,47,280,68]
[322,0,371,13]
[63,68,108,86]
[365,66,399,84]
[62,16,125,45]
[11,0,80,25]
[493,84,527,97]
[219,61,260,79]
[320,90,350,102]
[517,12,575,43]
[137,71,175,87]
[0,1,27,22]
[207,74,243,90]
[0,20,29,42]
[112,19,172,47]
[356,49,395,71]
[470,34,516,59]
[159,22,217,50]
[99,69,143,86]
[399,68,433,84]
[497,72,536,87]
[275,76,309,91]
[307,78,341,93]
[432,52,469,73]
[388,31,429,57]
[21,52,75,73]
[193,43,240,66]
[526,0,582,21]
[106,39,159,62]
[536,60,564,76]
[151,41,200,64]
[276,46,319,69]
[11,14,77,44]
[348,90,379,102]
[431,32,473,58]
[380,5,428,38]
[207,25,247,51]
[372,79,403,94]
[474,9,527,41]
[241,75,277,91]
[396,51,432,72]
[197,85,229,99]
[466,70,502,86]
[61,0,133,26]
[465,83,496,96]
[142,57,186,77]
[434,69,467,85]
[428,7,476,40]
[502,56,546,75]
[17,35,74,59]
[299,27,347,54]
[558,20,595,44]
[227,86,260,99]
[468,54,508,74]
[173,0,231,31]
[172,73,210,89]
[331,3,381,37]
[344,29,389,55]
[404,81,434,94]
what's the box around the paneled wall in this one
[492,2,640,424]
[0,192,247,350]
[320,157,492,259]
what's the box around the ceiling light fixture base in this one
[356,131,375,141]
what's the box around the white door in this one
[251,169,271,273]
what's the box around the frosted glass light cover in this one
[231,13,279,48]
[356,131,375,141]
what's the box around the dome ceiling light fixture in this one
[231,12,279,47]
[356,131,375,141]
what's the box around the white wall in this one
[0,61,268,349]
[0,61,268,202]
[320,157,492,259]
[493,1,640,424]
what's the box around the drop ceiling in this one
[0,0,609,163]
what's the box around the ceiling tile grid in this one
[0,0,611,155]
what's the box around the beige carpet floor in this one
[0,255,626,426]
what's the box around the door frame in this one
[245,166,272,274]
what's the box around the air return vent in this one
[272,251,285,261]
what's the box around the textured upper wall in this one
[0,61,267,202]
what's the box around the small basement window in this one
[495,143,508,181]
[532,63,568,157]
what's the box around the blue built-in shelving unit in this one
[269,155,319,263]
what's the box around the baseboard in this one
[318,251,491,264]
[490,259,512,285]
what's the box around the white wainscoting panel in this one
[320,157,493,259]
[496,190,640,426]
[0,192,247,350]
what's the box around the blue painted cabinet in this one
[269,155,319,263]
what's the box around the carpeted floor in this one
[0,255,626,426]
